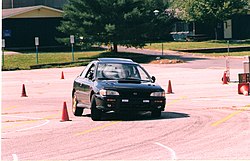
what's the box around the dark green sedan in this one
[72,58,166,121]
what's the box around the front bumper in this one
[95,95,166,112]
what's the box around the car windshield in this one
[96,63,151,81]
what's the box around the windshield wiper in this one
[119,77,140,81]
[140,79,151,82]
[119,78,151,82]
[97,77,113,80]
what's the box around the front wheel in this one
[91,95,102,121]
[72,92,83,116]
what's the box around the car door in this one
[76,63,96,107]
[74,63,91,103]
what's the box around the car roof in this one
[97,58,136,64]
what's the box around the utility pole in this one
[35,37,39,64]
[70,35,75,62]
[2,39,5,67]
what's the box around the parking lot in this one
[2,55,250,160]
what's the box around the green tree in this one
[58,0,174,52]
[172,0,248,39]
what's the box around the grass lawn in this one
[2,51,100,70]
[198,51,250,57]
[2,51,164,70]
[145,40,250,51]
[2,40,249,71]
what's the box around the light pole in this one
[70,35,75,62]
[225,40,230,81]
[35,37,39,64]
[153,10,164,57]
[2,39,5,67]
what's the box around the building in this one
[224,12,250,39]
[2,0,67,9]
[171,10,250,41]
[2,5,64,49]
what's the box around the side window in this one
[130,66,140,79]
[137,67,150,80]
[85,64,95,79]
[80,63,92,77]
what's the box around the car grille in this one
[118,90,152,109]
[119,97,152,110]
[119,90,151,98]
[104,89,164,111]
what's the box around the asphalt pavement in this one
[2,48,250,160]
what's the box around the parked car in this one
[72,58,166,121]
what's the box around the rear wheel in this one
[91,95,102,121]
[151,110,161,118]
[72,92,83,116]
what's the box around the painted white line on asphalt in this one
[12,154,18,161]
[2,115,50,132]
[16,120,50,131]
[155,142,177,160]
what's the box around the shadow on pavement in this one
[82,51,208,64]
[117,46,209,63]
[161,111,190,119]
[162,54,208,63]
[81,111,190,121]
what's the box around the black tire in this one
[91,95,102,121]
[72,92,83,116]
[151,110,161,118]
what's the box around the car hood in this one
[96,80,164,91]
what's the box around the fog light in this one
[154,100,163,103]
[107,99,116,102]
[122,99,129,103]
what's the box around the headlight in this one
[150,91,165,97]
[100,89,119,96]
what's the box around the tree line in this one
[58,0,249,52]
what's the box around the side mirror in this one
[151,76,156,83]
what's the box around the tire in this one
[72,92,83,116]
[91,95,102,121]
[151,110,161,118]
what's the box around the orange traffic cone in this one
[238,83,249,96]
[222,71,228,84]
[21,84,28,97]
[61,71,64,79]
[60,102,71,122]
[167,80,173,94]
